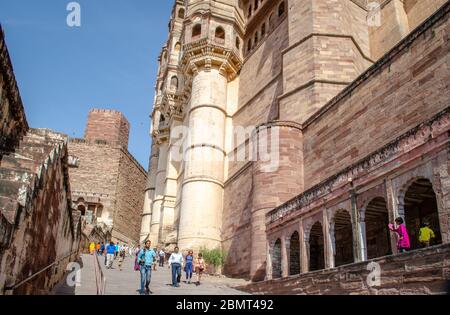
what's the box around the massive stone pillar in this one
[250,123,304,281]
[140,143,159,243]
[177,68,228,251]
[149,138,169,245]
[160,117,183,245]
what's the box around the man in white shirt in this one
[159,249,166,267]
[168,247,184,287]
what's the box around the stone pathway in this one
[52,254,249,295]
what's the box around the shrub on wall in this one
[200,246,227,275]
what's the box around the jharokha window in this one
[278,1,286,17]
[178,8,185,19]
[215,26,225,44]
[192,24,202,39]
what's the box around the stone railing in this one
[267,107,450,224]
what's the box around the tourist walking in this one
[159,249,165,267]
[137,240,156,294]
[389,217,410,253]
[118,248,126,271]
[195,253,206,286]
[96,242,101,254]
[115,242,120,258]
[100,242,105,256]
[153,247,158,271]
[184,250,194,284]
[168,247,183,287]
[419,221,435,247]
[134,245,141,271]
[106,241,116,269]
[89,242,95,255]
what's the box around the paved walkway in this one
[52,254,249,295]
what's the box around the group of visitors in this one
[88,241,135,271]
[136,240,206,295]
[388,217,436,252]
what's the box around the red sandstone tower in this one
[84,109,130,148]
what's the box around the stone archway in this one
[365,197,391,259]
[272,239,282,278]
[402,178,442,249]
[289,231,300,275]
[333,210,354,266]
[309,222,325,271]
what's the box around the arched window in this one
[278,1,285,17]
[248,5,252,18]
[261,23,266,37]
[269,13,275,30]
[247,39,252,52]
[178,8,185,19]
[254,0,259,10]
[174,42,181,52]
[170,75,179,91]
[192,24,202,38]
[235,37,240,49]
[254,32,258,46]
[215,26,225,43]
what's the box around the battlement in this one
[84,108,130,149]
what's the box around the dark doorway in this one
[272,239,282,278]
[334,210,354,266]
[365,197,391,259]
[404,178,442,250]
[289,231,300,275]
[309,222,325,271]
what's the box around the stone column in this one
[351,191,365,262]
[265,240,273,281]
[299,219,308,273]
[178,68,227,252]
[281,235,288,278]
[160,117,182,244]
[140,143,159,243]
[323,210,334,269]
[385,179,399,254]
[250,123,304,281]
[149,139,169,245]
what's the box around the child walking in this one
[195,253,206,286]
[419,221,435,247]
[389,217,410,253]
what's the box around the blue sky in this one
[0,0,174,168]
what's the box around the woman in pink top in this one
[389,217,410,253]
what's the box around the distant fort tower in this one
[84,109,130,148]
[69,109,146,246]
[141,0,449,282]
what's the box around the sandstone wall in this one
[0,129,80,295]
[68,140,121,223]
[222,164,253,278]
[302,5,450,190]
[239,243,450,295]
[0,26,28,157]
[113,150,147,244]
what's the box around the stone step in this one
[0,167,33,183]
[16,143,54,162]
[0,196,19,224]
[0,178,25,200]
[0,155,41,173]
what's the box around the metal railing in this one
[93,251,106,295]
[4,249,79,293]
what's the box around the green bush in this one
[200,246,227,267]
